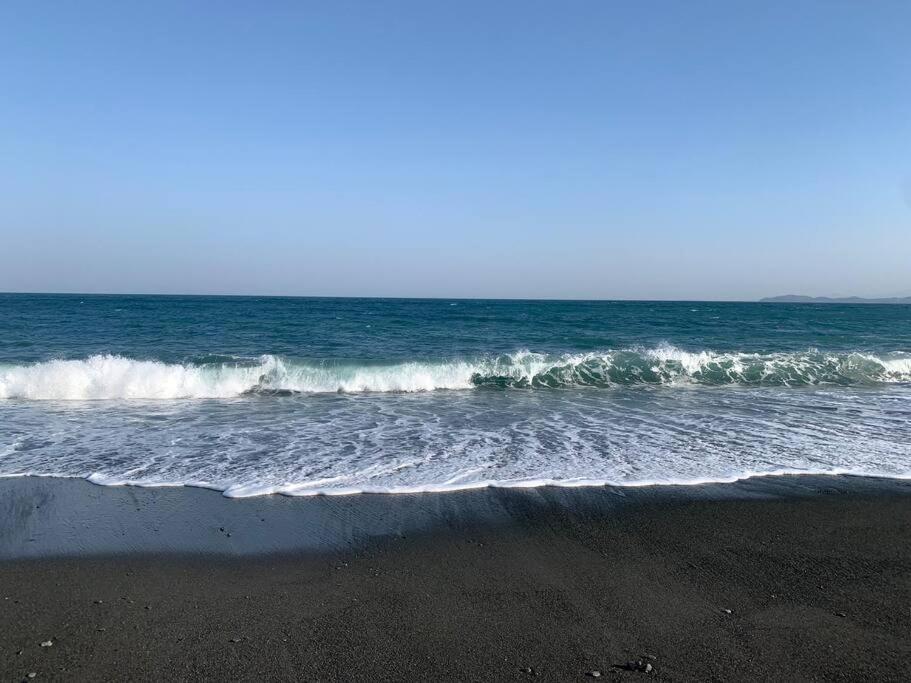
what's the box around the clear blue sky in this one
[2,1,909,299]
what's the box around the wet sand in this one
[2,475,910,681]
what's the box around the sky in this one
[1,1,909,300]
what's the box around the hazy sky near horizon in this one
[2,1,910,300]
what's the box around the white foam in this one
[0,355,268,400]
[23,466,911,498]
[1,347,909,400]
[2,376,910,498]
[867,354,911,379]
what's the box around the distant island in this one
[761,295,911,304]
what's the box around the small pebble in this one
[27,674,37,679]
[622,660,654,673]
[586,672,601,678]
[40,641,53,647]
[835,611,846,618]
[722,608,732,614]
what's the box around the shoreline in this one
[2,473,910,560]
[22,464,911,497]
[2,475,910,680]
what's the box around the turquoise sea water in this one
[1,294,909,495]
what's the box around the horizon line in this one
[1,289,768,303]
[4,290,909,304]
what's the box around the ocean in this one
[1,293,909,496]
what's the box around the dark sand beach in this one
[2,475,910,681]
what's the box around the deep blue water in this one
[1,294,909,495]
[3,294,909,363]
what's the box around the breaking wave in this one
[1,347,909,400]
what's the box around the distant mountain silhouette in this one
[761,295,911,304]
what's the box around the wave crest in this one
[1,347,909,400]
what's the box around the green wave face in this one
[470,349,911,388]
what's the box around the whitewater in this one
[2,347,910,400]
